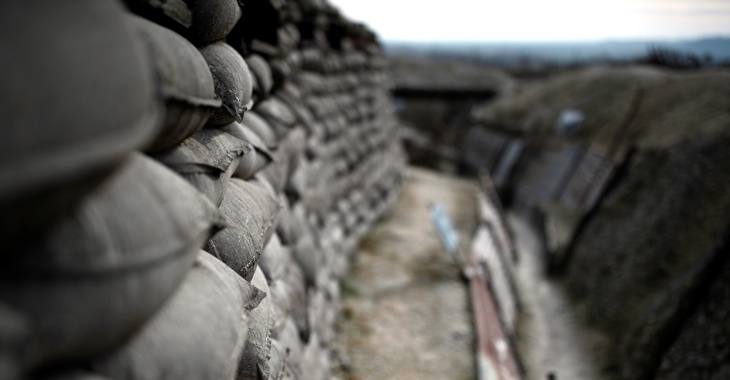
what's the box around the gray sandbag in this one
[280,364,297,380]
[281,262,310,341]
[251,176,282,248]
[261,128,306,194]
[300,333,327,380]
[259,234,292,282]
[260,155,290,195]
[292,232,322,287]
[306,288,326,341]
[300,48,326,72]
[151,128,249,206]
[91,251,263,380]
[329,241,351,281]
[254,97,297,138]
[252,173,278,199]
[220,122,275,180]
[126,0,193,30]
[39,371,111,380]
[278,127,307,173]
[200,42,253,125]
[278,24,300,55]
[188,0,242,45]
[275,205,297,246]
[286,203,310,245]
[243,111,279,150]
[129,15,221,152]
[274,318,303,378]
[269,59,293,88]
[321,281,340,344]
[246,54,274,99]
[239,267,275,380]
[285,50,302,73]
[277,84,314,124]
[205,178,280,281]
[267,340,289,380]
[0,154,221,371]
[0,303,27,380]
[269,279,295,334]
[265,257,308,338]
[0,0,160,247]
[293,72,326,95]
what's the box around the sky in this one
[330,0,730,42]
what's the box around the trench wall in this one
[0,1,406,379]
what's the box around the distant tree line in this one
[639,45,713,69]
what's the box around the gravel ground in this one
[332,167,478,380]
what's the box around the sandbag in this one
[276,84,315,129]
[260,128,306,195]
[300,48,326,72]
[282,262,310,341]
[246,54,274,99]
[91,252,264,380]
[268,279,295,334]
[275,205,297,246]
[0,0,160,247]
[259,234,292,282]
[243,111,279,149]
[220,122,275,180]
[277,202,308,246]
[267,340,289,380]
[205,178,280,281]
[0,154,221,371]
[188,0,242,45]
[129,15,221,152]
[255,97,297,138]
[292,233,322,287]
[239,267,274,380]
[123,0,193,32]
[274,318,304,377]
[293,72,326,95]
[300,333,327,380]
[200,42,253,125]
[278,24,300,55]
[39,372,111,380]
[260,154,290,194]
[151,128,250,206]
[264,251,308,338]
[0,303,26,380]
[277,127,307,173]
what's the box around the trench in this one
[333,166,612,380]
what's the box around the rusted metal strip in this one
[469,253,522,380]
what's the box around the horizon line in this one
[381,35,730,45]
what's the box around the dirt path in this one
[508,213,612,380]
[333,167,478,380]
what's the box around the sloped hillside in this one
[470,65,730,379]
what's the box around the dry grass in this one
[470,66,730,152]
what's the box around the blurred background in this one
[328,1,730,380]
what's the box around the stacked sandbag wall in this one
[0,1,406,379]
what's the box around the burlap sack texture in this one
[1,0,407,379]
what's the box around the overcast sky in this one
[331,0,730,42]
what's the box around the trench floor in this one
[332,167,478,380]
[332,167,611,380]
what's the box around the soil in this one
[332,167,478,380]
